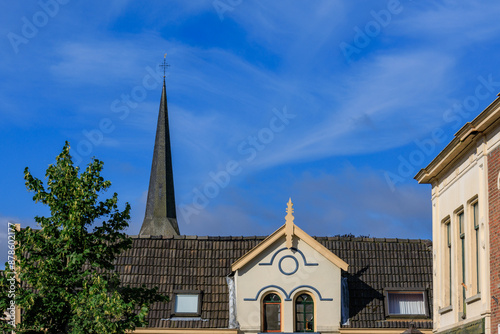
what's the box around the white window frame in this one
[172,290,202,317]
[384,288,429,318]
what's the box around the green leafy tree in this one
[0,142,167,333]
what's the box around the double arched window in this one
[262,292,315,332]
[263,293,282,332]
[295,293,314,332]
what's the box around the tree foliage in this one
[0,142,167,333]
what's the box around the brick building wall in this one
[489,145,500,333]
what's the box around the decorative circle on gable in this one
[279,255,299,275]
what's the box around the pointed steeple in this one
[139,75,180,236]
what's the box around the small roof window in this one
[384,289,429,318]
[173,290,202,317]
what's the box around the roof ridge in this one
[127,234,431,244]
[313,236,431,243]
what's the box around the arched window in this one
[295,293,314,332]
[263,293,281,332]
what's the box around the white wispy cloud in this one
[50,40,160,86]
[393,1,500,47]
[244,50,455,170]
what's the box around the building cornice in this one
[415,95,500,184]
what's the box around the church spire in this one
[139,57,180,236]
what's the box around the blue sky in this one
[2,0,500,267]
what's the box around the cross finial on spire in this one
[160,53,169,78]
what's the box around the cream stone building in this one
[416,93,500,334]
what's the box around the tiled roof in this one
[116,235,432,329]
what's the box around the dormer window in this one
[173,290,202,317]
[384,289,429,317]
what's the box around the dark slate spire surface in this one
[139,78,180,236]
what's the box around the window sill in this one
[171,313,202,317]
[465,293,481,304]
[386,314,428,319]
[162,317,208,321]
[438,305,453,314]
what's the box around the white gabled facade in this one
[231,199,348,334]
